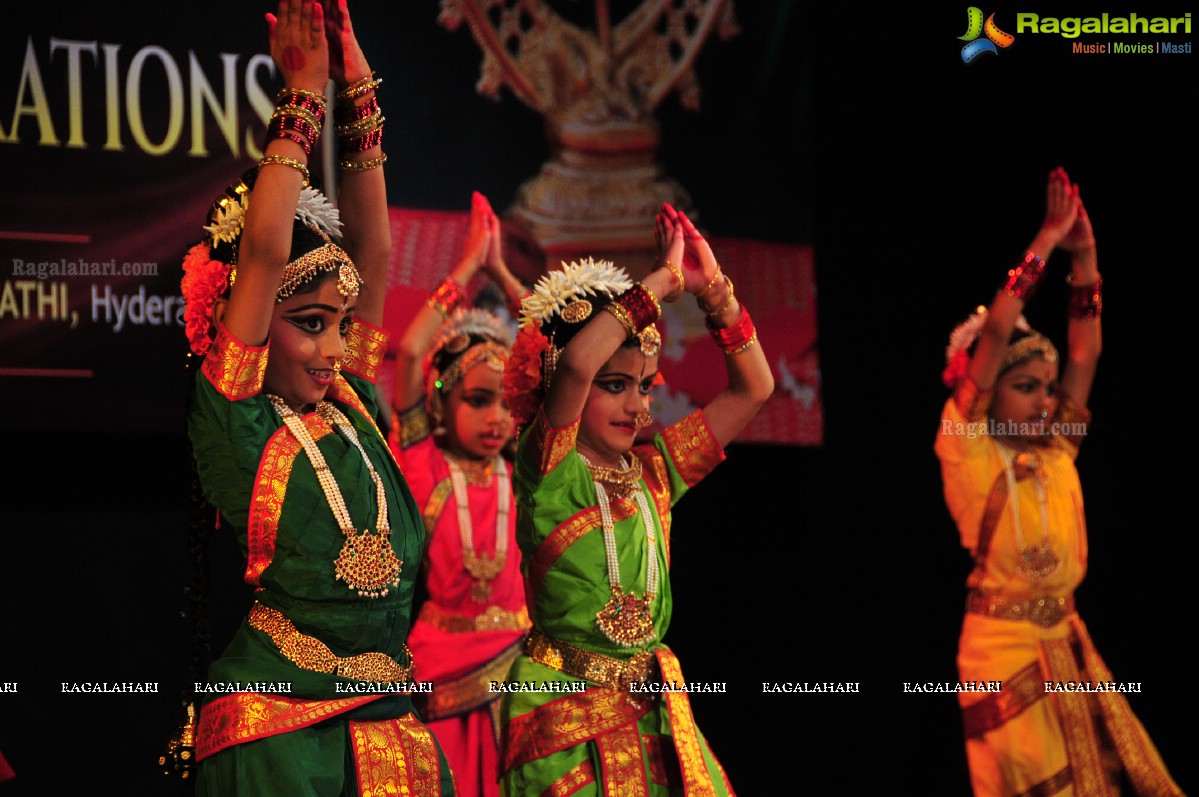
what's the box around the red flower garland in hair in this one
[181,242,232,356]
[503,322,551,429]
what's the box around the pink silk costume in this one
[390,403,530,797]
[935,379,1182,797]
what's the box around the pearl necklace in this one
[994,440,1059,582]
[580,453,659,648]
[446,454,510,603]
[269,395,403,598]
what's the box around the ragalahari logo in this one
[959,7,1015,62]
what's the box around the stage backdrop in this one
[0,1,819,443]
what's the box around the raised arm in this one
[392,192,494,411]
[667,206,774,447]
[1057,190,1101,407]
[968,167,1079,391]
[541,225,687,429]
[324,0,390,326]
[222,0,328,347]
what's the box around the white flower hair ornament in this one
[435,307,515,351]
[942,306,1033,388]
[295,186,343,239]
[203,191,249,246]
[518,257,633,328]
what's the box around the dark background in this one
[1,2,1195,794]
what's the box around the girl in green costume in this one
[181,1,452,793]
[497,205,774,795]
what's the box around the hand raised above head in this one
[321,0,372,86]
[267,0,329,93]
[461,191,494,272]
[1059,192,1096,254]
[1039,167,1081,248]
[666,205,720,294]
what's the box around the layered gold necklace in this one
[580,453,659,648]
[269,396,403,598]
[445,453,510,602]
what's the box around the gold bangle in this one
[335,113,385,138]
[271,105,322,130]
[660,260,684,302]
[275,87,327,108]
[603,302,638,338]
[258,154,310,186]
[338,154,388,172]
[700,276,735,317]
[697,268,724,298]
[336,74,381,102]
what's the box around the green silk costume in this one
[188,320,454,796]
[499,408,735,796]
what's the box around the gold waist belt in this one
[524,628,657,691]
[417,602,531,634]
[248,602,413,683]
[966,592,1075,628]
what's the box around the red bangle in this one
[706,306,756,353]
[339,127,383,154]
[272,115,320,143]
[1002,251,1046,301]
[267,128,313,156]
[613,284,661,331]
[1067,275,1102,320]
[427,277,466,316]
[335,96,379,125]
[275,92,327,122]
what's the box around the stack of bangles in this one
[335,73,386,172]
[1066,274,1102,320]
[427,277,466,317]
[697,269,756,354]
[604,283,662,337]
[1002,251,1046,301]
[260,87,326,184]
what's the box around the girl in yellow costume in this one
[182,1,452,792]
[498,205,774,795]
[935,168,1183,796]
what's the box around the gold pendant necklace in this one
[996,441,1060,582]
[447,454,510,603]
[581,453,658,648]
[270,396,403,598]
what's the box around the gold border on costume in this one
[419,637,525,721]
[527,503,635,605]
[202,325,268,401]
[341,317,389,382]
[960,661,1046,738]
[543,760,596,797]
[350,714,443,797]
[245,414,332,585]
[501,689,649,771]
[195,693,381,761]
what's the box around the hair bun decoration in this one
[942,306,1039,388]
[295,186,343,239]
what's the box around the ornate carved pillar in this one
[439,0,738,276]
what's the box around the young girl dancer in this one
[182,1,452,791]
[389,192,529,797]
[935,168,1182,796]
[497,204,773,795]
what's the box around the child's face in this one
[263,277,352,413]
[441,353,514,460]
[990,355,1059,441]
[577,345,659,466]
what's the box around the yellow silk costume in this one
[935,379,1182,797]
